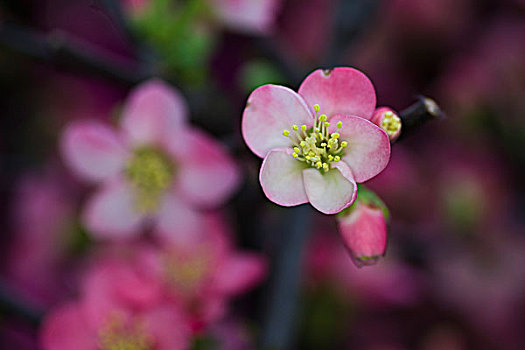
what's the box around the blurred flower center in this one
[164,253,211,294]
[380,110,401,137]
[98,315,153,350]
[282,104,348,172]
[125,147,174,214]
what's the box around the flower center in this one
[380,110,401,137]
[98,315,153,350]
[125,147,174,214]
[281,104,348,172]
[164,252,211,295]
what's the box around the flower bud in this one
[337,201,387,267]
[371,107,401,142]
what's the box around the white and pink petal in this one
[329,114,391,183]
[302,161,357,214]
[82,179,144,239]
[61,120,128,182]
[242,84,313,158]
[121,79,188,146]
[259,148,309,207]
[171,128,241,208]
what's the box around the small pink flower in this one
[61,79,240,241]
[242,67,391,214]
[39,256,191,350]
[337,201,388,267]
[149,214,268,329]
[210,0,281,35]
[371,107,401,142]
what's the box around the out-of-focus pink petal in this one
[82,179,144,239]
[61,120,127,182]
[259,148,308,206]
[242,84,313,158]
[143,306,191,350]
[172,128,240,208]
[121,79,188,145]
[330,114,391,182]
[213,253,267,296]
[338,202,387,267]
[302,161,357,214]
[155,192,206,246]
[39,303,96,350]
[298,67,376,119]
[211,0,280,35]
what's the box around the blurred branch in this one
[0,280,43,327]
[254,38,306,86]
[260,205,313,350]
[0,21,151,86]
[398,96,445,141]
[323,0,381,66]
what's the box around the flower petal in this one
[298,67,376,119]
[61,120,127,182]
[302,161,357,214]
[242,84,313,158]
[121,79,188,145]
[172,128,240,208]
[213,253,268,296]
[211,0,280,35]
[82,179,144,239]
[155,192,206,246]
[329,114,391,182]
[39,303,96,350]
[259,148,309,206]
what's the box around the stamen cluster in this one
[125,147,174,213]
[380,110,401,137]
[282,104,348,172]
[98,317,152,350]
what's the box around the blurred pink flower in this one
[61,79,240,241]
[5,170,77,308]
[39,254,191,350]
[306,231,420,307]
[210,0,281,35]
[242,67,391,214]
[148,214,268,331]
[337,201,388,267]
[123,0,281,35]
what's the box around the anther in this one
[301,125,307,131]
[293,147,300,153]
[336,121,342,128]
[334,156,341,162]
[341,141,348,147]
[314,104,320,112]
[282,130,290,137]
[319,114,327,122]
[292,125,298,131]
[331,132,340,139]
[292,153,299,158]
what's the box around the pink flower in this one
[6,170,76,307]
[39,254,192,350]
[148,214,268,330]
[61,79,240,241]
[210,0,281,35]
[242,67,391,214]
[337,200,388,267]
[371,107,401,142]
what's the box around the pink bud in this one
[371,107,401,142]
[337,202,387,267]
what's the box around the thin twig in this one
[398,96,445,141]
[0,21,150,86]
